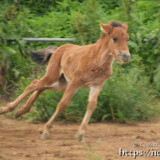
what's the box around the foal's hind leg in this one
[15,89,45,118]
[0,60,61,115]
[0,79,40,114]
[15,79,68,118]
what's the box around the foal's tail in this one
[29,46,58,64]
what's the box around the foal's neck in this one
[95,33,114,68]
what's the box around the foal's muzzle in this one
[118,51,131,62]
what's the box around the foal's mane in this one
[110,21,122,28]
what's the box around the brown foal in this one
[0,21,130,141]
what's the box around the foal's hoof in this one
[15,112,20,119]
[75,134,85,142]
[40,133,48,140]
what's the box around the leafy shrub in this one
[153,64,160,93]
[1,0,160,123]
[96,63,158,123]
[13,63,158,123]
[0,4,36,93]
[71,0,102,44]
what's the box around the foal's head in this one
[100,21,130,63]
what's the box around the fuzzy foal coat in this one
[0,21,130,140]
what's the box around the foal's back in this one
[50,43,96,81]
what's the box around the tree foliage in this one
[0,0,160,123]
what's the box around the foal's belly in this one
[82,73,109,87]
[62,69,111,88]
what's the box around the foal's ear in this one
[100,23,112,35]
[122,23,128,31]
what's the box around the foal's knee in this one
[39,75,59,87]
[32,79,39,84]
[25,79,39,91]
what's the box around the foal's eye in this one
[113,37,117,43]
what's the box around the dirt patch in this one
[1,115,160,160]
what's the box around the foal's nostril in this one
[123,54,130,59]
[118,51,131,62]
[122,54,130,62]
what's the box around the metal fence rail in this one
[23,38,76,42]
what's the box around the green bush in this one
[71,0,102,44]
[96,63,158,123]
[153,64,160,93]
[0,4,36,93]
[13,63,158,123]
[1,0,160,123]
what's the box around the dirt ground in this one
[1,115,160,160]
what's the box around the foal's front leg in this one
[76,85,103,141]
[41,79,81,140]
